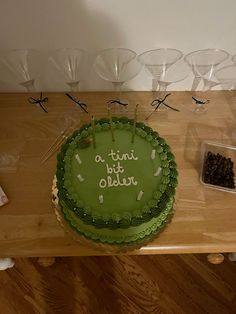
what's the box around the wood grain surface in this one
[0,254,236,314]
[0,91,236,257]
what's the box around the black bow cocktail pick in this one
[65,93,88,114]
[28,92,48,113]
[192,96,210,105]
[145,93,179,120]
[108,99,128,107]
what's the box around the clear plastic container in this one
[200,141,236,193]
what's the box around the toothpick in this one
[131,104,138,143]
[91,115,96,149]
[108,107,115,142]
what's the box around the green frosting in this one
[56,117,178,245]
[60,196,175,244]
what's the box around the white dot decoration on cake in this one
[77,174,84,182]
[151,149,156,160]
[137,190,144,201]
[99,195,104,204]
[154,167,162,177]
[75,154,82,164]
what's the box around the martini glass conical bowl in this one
[48,48,86,92]
[184,48,229,91]
[0,49,40,92]
[138,48,183,92]
[214,65,236,90]
[93,47,142,111]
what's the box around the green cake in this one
[55,117,178,246]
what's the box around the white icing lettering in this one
[130,176,138,186]
[96,149,139,189]
[154,167,162,176]
[99,178,107,188]
[107,176,113,187]
[99,173,138,188]
[121,177,127,185]
[131,149,138,160]
[108,149,139,161]
[117,162,124,173]
[106,162,124,175]
[113,179,119,187]
[106,163,113,174]
[108,149,118,161]
[95,154,105,163]
[137,190,144,201]
[123,153,130,160]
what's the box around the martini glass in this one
[48,48,85,92]
[214,65,236,90]
[138,48,183,92]
[43,49,88,163]
[215,65,236,116]
[227,56,236,111]
[232,54,236,65]
[185,49,229,114]
[214,65,236,145]
[41,48,87,164]
[93,48,142,112]
[0,49,49,113]
[184,48,229,91]
[0,49,39,92]
[48,48,88,121]
[144,60,190,117]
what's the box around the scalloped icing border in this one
[59,196,175,246]
[53,176,175,247]
[56,117,178,229]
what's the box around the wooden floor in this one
[0,254,236,314]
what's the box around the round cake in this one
[55,116,178,247]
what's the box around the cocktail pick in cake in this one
[131,104,138,143]
[108,107,115,142]
[91,116,96,149]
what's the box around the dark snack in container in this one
[203,151,235,189]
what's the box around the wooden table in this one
[1,91,236,260]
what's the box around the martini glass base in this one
[108,98,129,115]
[192,104,208,114]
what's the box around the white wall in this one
[0,0,235,92]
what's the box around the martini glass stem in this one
[191,76,202,91]
[112,81,123,99]
[202,79,219,91]
[156,82,169,109]
[158,82,168,92]
[67,81,80,92]
[111,82,125,113]
[152,78,159,92]
[20,79,35,92]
